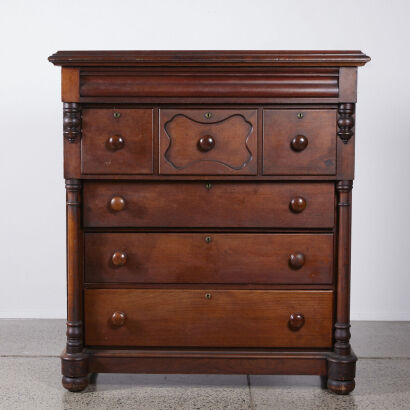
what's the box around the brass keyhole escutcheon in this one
[297,112,304,119]
[205,183,212,190]
[205,293,212,300]
[204,112,212,119]
[205,236,212,244]
[113,111,121,119]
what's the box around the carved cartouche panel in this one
[160,110,257,175]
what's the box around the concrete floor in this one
[0,320,409,409]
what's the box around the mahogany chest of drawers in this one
[49,50,370,394]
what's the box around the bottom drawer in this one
[84,290,333,348]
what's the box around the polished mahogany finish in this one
[288,313,305,331]
[49,50,370,67]
[109,196,125,212]
[160,109,257,175]
[111,311,126,327]
[291,135,308,152]
[197,135,215,152]
[288,253,306,270]
[263,110,336,175]
[83,182,334,228]
[84,233,333,284]
[81,109,153,175]
[111,250,127,267]
[107,135,125,151]
[50,50,369,394]
[289,196,307,213]
[84,289,333,347]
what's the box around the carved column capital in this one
[65,179,81,206]
[337,103,355,144]
[63,103,82,143]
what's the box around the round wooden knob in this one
[289,253,305,269]
[107,135,125,150]
[112,251,127,266]
[110,196,125,211]
[291,135,308,151]
[288,313,305,331]
[111,311,126,327]
[198,135,215,152]
[290,197,306,213]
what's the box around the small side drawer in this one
[81,108,153,175]
[263,109,336,175]
[83,182,335,228]
[84,289,333,348]
[159,109,257,175]
[84,233,334,285]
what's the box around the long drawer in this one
[83,182,335,228]
[84,233,334,284]
[84,289,334,348]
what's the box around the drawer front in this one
[81,109,153,174]
[83,182,334,228]
[263,110,336,175]
[159,109,257,175]
[85,233,333,284]
[84,290,333,348]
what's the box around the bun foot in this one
[327,378,355,395]
[62,375,89,392]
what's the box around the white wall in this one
[0,0,409,320]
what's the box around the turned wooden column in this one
[61,179,88,392]
[327,180,356,394]
[335,180,353,356]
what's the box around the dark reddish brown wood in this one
[81,109,153,175]
[61,180,89,392]
[61,68,80,102]
[109,196,125,212]
[107,135,125,150]
[337,104,355,144]
[197,135,215,152]
[49,50,371,67]
[84,289,333,347]
[289,196,307,213]
[288,252,306,270]
[263,110,336,175]
[291,135,309,152]
[338,67,357,102]
[49,50,369,394]
[63,126,81,179]
[288,313,305,331]
[111,311,126,327]
[327,180,357,395]
[63,103,82,143]
[84,233,333,284]
[335,181,353,349]
[111,250,127,267]
[83,182,334,228]
[79,73,339,98]
[159,109,257,175]
[88,348,328,375]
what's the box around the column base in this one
[326,350,357,395]
[61,350,89,392]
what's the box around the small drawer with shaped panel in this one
[263,109,336,175]
[84,233,334,284]
[81,108,153,175]
[159,109,257,175]
[84,289,334,348]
